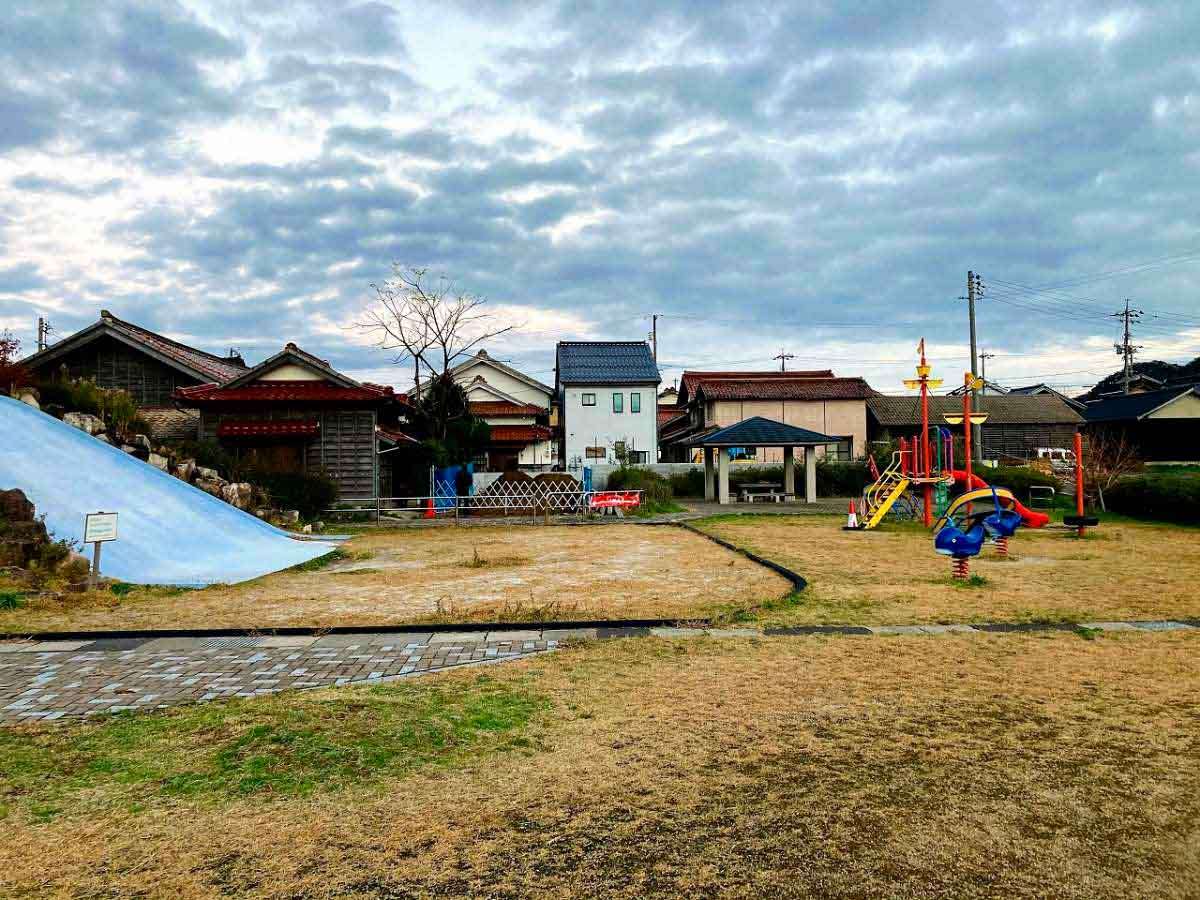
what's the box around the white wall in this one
[455,361,551,407]
[562,385,658,467]
[257,363,322,381]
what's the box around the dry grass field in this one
[0,524,790,632]
[697,514,1200,625]
[1,630,1197,898]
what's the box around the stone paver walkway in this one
[1,619,1194,722]
[0,631,555,722]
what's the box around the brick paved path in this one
[1,619,1193,723]
[0,630,560,722]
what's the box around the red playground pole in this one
[962,373,973,491]
[1074,431,1086,537]
[919,344,932,527]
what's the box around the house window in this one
[582,393,596,406]
[833,437,853,461]
[629,450,648,464]
[585,446,606,459]
[612,393,623,413]
[630,392,641,413]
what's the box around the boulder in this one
[282,509,301,524]
[173,459,197,482]
[196,466,221,481]
[15,387,40,409]
[195,477,226,498]
[121,444,137,454]
[301,523,313,534]
[221,482,254,510]
[133,434,153,452]
[63,412,106,435]
[0,488,36,522]
[95,433,112,444]
[148,452,170,471]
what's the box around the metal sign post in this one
[83,511,119,590]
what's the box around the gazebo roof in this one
[690,416,839,447]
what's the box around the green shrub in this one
[253,470,340,520]
[1106,473,1200,524]
[982,466,1060,502]
[100,389,139,438]
[605,467,673,505]
[168,439,242,478]
[817,460,871,496]
[668,469,705,498]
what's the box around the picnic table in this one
[738,482,794,503]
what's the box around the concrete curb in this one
[673,521,808,592]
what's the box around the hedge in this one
[663,461,871,498]
[982,466,1060,502]
[1105,474,1200,524]
[253,471,340,520]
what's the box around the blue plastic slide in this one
[0,397,336,585]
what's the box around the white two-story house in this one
[555,341,660,468]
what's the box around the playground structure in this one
[852,342,1098,579]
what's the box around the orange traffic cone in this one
[423,498,436,519]
[843,500,859,530]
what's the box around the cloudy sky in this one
[3,0,1199,394]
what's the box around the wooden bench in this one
[739,484,794,503]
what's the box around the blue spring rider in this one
[934,487,1023,576]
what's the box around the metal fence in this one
[326,488,643,522]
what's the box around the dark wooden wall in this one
[875,423,1079,461]
[199,408,378,500]
[33,336,196,407]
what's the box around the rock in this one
[312,520,325,532]
[59,553,90,582]
[0,488,36,522]
[147,452,170,471]
[15,387,39,409]
[63,412,106,435]
[253,508,271,519]
[221,482,254,510]
[282,509,300,524]
[301,524,313,534]
[95,433,111,444]
[173,459,197,482]
[196,466,221,481]
[195,477,226,498]
[133,434,152,452]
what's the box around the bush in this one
[983,466,1060,502]
[605,467,673,505]
[1106,473,1200,524]
[253,470,339,520]
[169,439,243,477]
[668,469,706,498]
[817,460,871,496]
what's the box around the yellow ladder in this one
[860,453,911,529]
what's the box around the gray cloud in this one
[3,0,1199,390]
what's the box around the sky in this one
[3,0,1200,396]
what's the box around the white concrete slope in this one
[0,396,336,585]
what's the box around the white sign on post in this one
[84,512,119,544]
[83,511,118,590]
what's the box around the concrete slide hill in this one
[0,396,336,586]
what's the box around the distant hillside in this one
[1080,356,1200,399]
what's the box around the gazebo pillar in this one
[804,445,817,503]
[783,446,795,497]
[703,447,715,501]
[717,448,730,504]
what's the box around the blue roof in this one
[556,341,661,385]
[1082,386,1200,423]
[693,416,839,446]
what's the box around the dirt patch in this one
[698,514,1200,625]
[0,525,790,631]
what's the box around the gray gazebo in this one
[689,416,839,504]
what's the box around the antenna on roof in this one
[773,349,795,372]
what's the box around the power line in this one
[1111,299,1145,394]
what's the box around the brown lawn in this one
[697,514,1200,625]
[1,630,1197,898]
[0,524,790,632]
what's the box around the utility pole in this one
[773,349,795,372]
[36,317,49,352]
[1111,299,1144,394]
[979,351,994,395]
[966,271,983,461]
[650,314,658,363]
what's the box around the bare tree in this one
[1082,427,1142,511]
[357,266,517,397]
